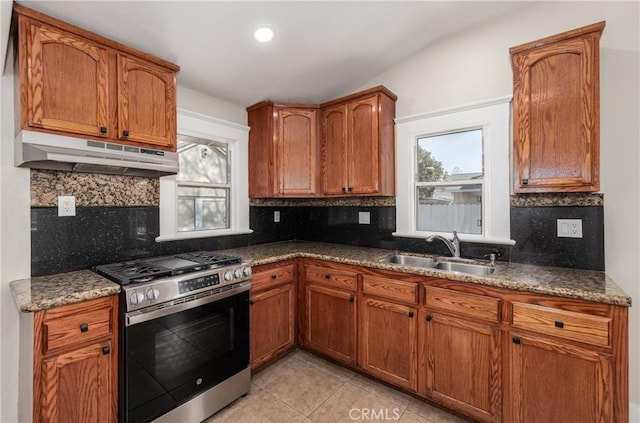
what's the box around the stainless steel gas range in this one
[95,251,252,423]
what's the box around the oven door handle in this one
[125,282,251,327]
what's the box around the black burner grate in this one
[95,261,173,285]
[176,251,242,267]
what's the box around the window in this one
[157,109,251,241]
[395,97,513,244]
[176,136,230,232]
[416,129,483,234]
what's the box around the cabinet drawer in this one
[424,286,501,323]
[44,305,113,352]
[305,265,357,291]
[363,275,417,304]
[253,263,295,292]
[511,302,611,347]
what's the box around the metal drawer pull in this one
[123,130,129,137]
[408,311,414,318]
[102,346,110,355]
[554,320,564,328]
[270,275,277,279]
[513,336,521,345]
[349,295,355,303]
[79,323,89,333]
[324,274,331,279]
[249,299,254,305]
[426,315,432,322]
[100,126,107,134]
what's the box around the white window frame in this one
[394,97,514,245]
[157,109,252,241]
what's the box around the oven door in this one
[123,287,250,423]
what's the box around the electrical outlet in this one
[274,210,280,223]
[358,211,371,225]
[557,219,582,238]
[58,196,76,217]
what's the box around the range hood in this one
[15,130,179,177]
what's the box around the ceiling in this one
[16,1,533,106]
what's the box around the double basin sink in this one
[379,254,495,276]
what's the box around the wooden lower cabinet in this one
[271,260,627,423]
[304,283,357,365]
[250,283,296,369]
[359,297,417,391]
[508,333,613,423]
[34,295,118,423]
[421,313,501,422]
[41,341,114,423]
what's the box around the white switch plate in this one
[58,196,76,217]
[358,211,371,225]
[274,210,280,223]
[557,219,582,238]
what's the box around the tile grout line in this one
[257,353,347,419]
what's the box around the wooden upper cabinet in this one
[19,17,109,138]
[347,95,380,194]
[511,22,605,193]
[320,87,397,196]
[15,4,179,151]
[277,108,318,196]
[248,85,396,198]
[320,104,348,195]
[117,54,177,149]
[247,103,318,198]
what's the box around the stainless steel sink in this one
[379,255,436,268]
[433,261,495,276]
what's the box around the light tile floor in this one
[205,349,468,423]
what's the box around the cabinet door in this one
[21,18,109,137]
[423,313,501,423]
[40,341,114,423]
[509,333,612,423]
[360,297,417,391]
[321,104,348,195]
[512,32,601,192]
[304,283,357,365]
[277,109,317,196]
[347,95,380,194]
[117,54,176,150]
[250,284,295,369]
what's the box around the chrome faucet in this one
[425,231,460,258]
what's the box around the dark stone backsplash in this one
[31,204,605,276]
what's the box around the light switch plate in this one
[557,219,582,238]
[358,211,371,225]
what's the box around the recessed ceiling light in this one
[254,26,274,43]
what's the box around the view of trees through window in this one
[176,135,230,232]
[416,129,483,234]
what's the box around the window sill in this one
[156,229,253,242]
[392,232,516,246]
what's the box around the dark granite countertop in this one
[10,269,120,312]
[219,241,632,307]
[10,241,630,312]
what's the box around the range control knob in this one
[130,292,145,305]
[243,267,252,277]
[224,271,233,281]
[146,288,160,301]
[234,269,243,279]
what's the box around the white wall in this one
[0,32,31,423]
[177,86,247,126]
[361,1,640,416]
